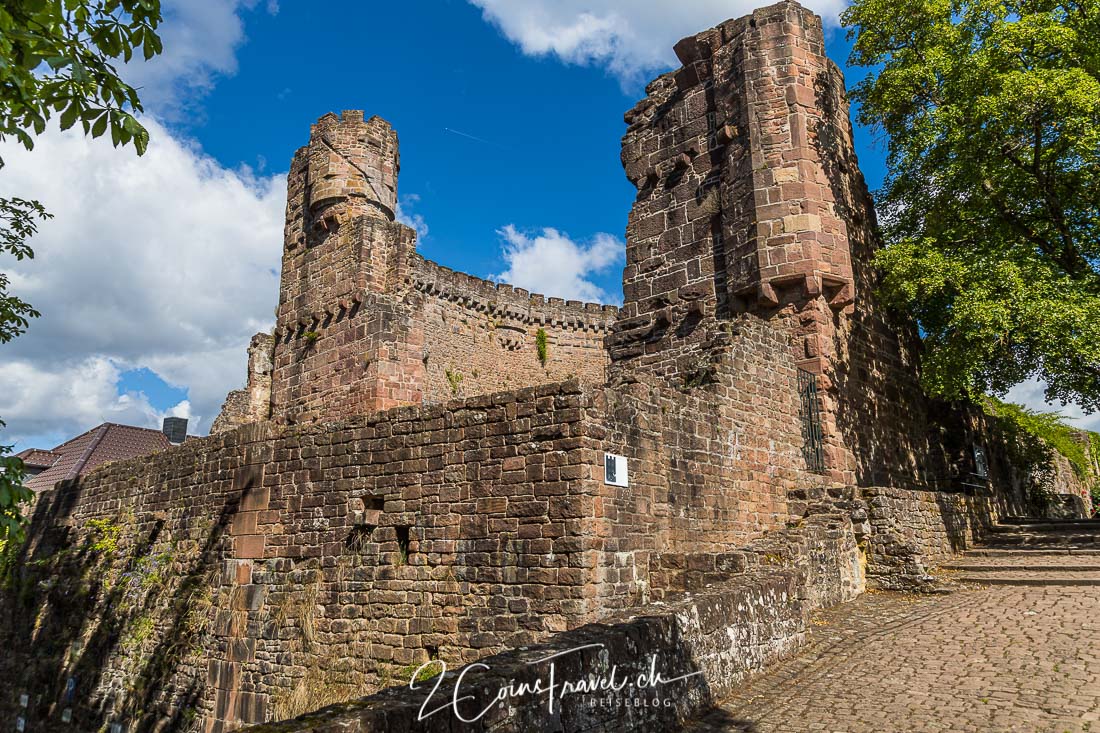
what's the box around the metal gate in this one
[798,368,825,473]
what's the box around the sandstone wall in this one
[236,510,864,733]
[408,255,614,404]
[7,4,1082,733]
[2,383,607,732]
[592,314,815,611]
[611,0,953,490]
[2,310,821,733]
[261,111,614,428]
[847,486,993,589]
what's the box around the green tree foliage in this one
[843,0,1100,409]
[0,0,163,541]
[0,201,48,541]
[0,425,33,541]
[0,0,162,161]
[0,198,49,343]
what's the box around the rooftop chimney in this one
[162,417,188,445]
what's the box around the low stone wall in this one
[859,487,994,589]
[240,513,863,733]
[790,485,999,590]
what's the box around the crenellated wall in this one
[238,110,616,428]
[408,255,615,403]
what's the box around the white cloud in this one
[0,357,191,449]
[0,119,285,442]
[467,0,848,83]
[1005,378,1100,433]
[123,0,276,117]
[492,225,624,304]
[396,194,429,240]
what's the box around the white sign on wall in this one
[604,453,629,487]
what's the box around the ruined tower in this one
[611,1,933,484]
[270,111,421,424]
[261,111,615,426]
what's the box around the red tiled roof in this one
[23,423,171,493]
[15,448,62,470]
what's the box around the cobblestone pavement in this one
[685,585,1100,732]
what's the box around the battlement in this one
[284,111,399,256]
[260,110,617,425]
[233,0,934,482]
[409,254,618,330]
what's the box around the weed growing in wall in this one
[536,328,549,366]
[445,368,463,396]
[395,660,443,684]
[0,532,24,590]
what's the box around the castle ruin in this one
[2,3,1089,732]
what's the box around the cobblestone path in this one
[686,585,1100,732]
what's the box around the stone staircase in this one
[942,518,1100,586]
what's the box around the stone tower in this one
[271,111,421,424]
[611,1,932,484]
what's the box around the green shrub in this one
[984,397,1096,478]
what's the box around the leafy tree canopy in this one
[843,0,1100,409]
[0,0,162,162]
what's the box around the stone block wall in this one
[591,313,817,610]
[611,0,953,492]
[10,3,1082,733]
[2,383,610,732]
[235,510,864,733]
[270,205,421,424]
[219,4,965,507]
[3,306,823,733]
[409,255,614,403]
[234,110,616,429]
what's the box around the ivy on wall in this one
[984,396,1100,512]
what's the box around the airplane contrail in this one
[443,127,499,147]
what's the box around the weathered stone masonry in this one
[2,3,1090,733]
[255,110,614,428]
[611,1,944,489]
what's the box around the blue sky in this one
[188,1,883,291]
[19,0,1073,452]
[125,0,879,433]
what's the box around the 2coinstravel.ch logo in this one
[410,643,703,722]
